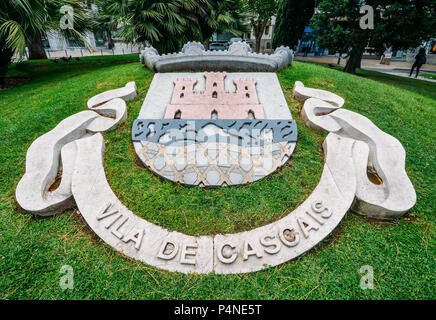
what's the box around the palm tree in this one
[101,0,197,53]
[104,0,249,53]
[0,0,249,87]
[0,0,92,87]
[194,0,250,46]
[91,0,117,49]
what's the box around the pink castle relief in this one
[164,72,265,119]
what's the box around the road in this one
[295,55,436,83]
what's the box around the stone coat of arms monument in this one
[15,41,416,274]
[132,70,297,186]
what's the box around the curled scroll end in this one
[87,98,128,133]
[293,81,345,108]
[87,81,137,109]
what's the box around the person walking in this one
[409,48,427,78]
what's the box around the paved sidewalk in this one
[295,55,436,83]
[11,43,143,62]
[363,67,436,83]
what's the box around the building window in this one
[41,36,50,49]
[94,31,106,47]
[67,36,85,48]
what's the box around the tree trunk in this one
[107,29,113,49]
[344,45,364,74]
[0,43,14,88]
[27,32,47,60]
[253,24,263,53]
[255,35,262,53]
[252,18,269,53]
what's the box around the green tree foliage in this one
[196,0,250,45]
[0,0,92,60]
[92,0,119,49]
[313,0,436,74]
[104,0,249,53]
[246,0,278,52]
[0,0,93,87]
[273,0,315,49]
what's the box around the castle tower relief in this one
[164,72,265,120]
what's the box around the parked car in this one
[209,42,228,51]
[229,37,243,44]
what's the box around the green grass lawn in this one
[420,73,436,80]
[0,55,434,299]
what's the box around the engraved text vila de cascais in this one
[95,200,333,266]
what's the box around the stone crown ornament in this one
[140,41,294,72]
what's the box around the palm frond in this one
[0,20,26,56]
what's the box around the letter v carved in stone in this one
[96,202,119,221]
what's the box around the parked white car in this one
[229,37,242,44]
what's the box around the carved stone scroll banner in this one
[16,83,136,216]
[213,134,356,273]
[15,98,130,216]
[293,81,416,219]
[87,81,137,109]
[70,132,355,274]
[71,134,214,274]
[15,80,416,274]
